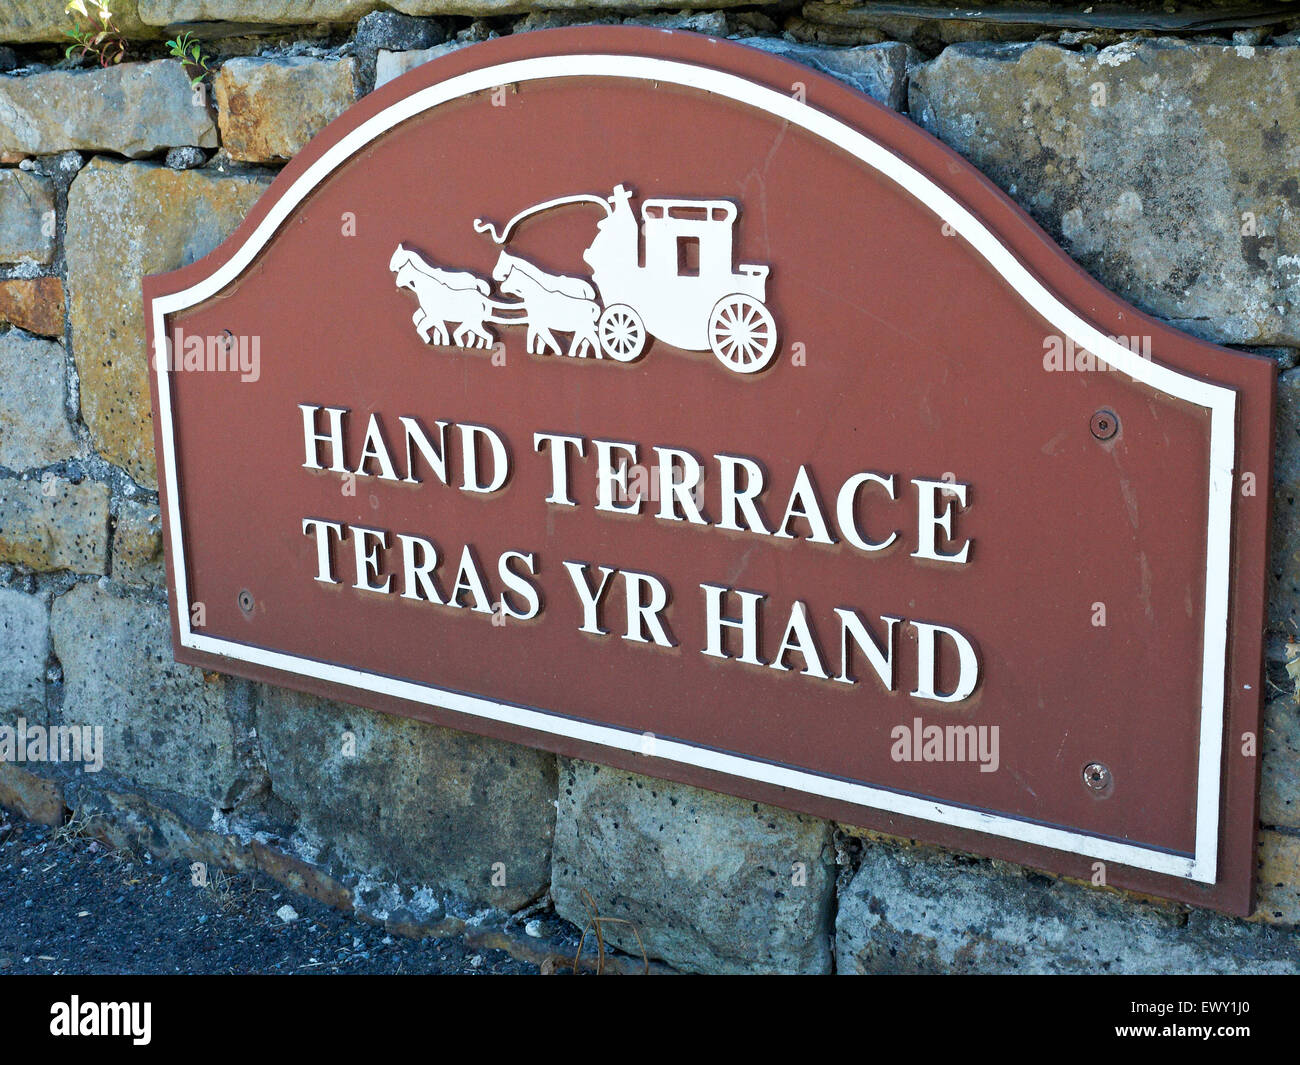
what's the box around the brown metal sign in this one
[144,27,1273,915]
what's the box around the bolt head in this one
[1083,762,1112,791]
[1090,409,1119,441]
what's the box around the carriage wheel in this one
[708,295,777,374]
[598,304,647,362]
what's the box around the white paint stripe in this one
[149,53,1233,883]
[188,629,1198,877]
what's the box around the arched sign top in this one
[145,27,1273,915]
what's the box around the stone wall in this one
[1,2,1298,974]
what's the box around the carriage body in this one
[583,188,777,372]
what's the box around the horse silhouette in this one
[390,244,495,349]
[492,250,600,358]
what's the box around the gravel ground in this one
[0,815,540,975]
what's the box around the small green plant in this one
[166,31,214,90]
[64,0,126,67]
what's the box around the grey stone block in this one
[254,687,556,911]
[51,581,268,808]
[910,39,1300,347]
[0,170,55,264]
[0,587,47,717]
[552,759,835,973]
[0,477,109,574]
[0,60,217,158]
[741,38,918,112]
[836,841,1300,973]
[0,331,77,471]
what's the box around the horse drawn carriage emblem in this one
[389,184,779,375]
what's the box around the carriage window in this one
[677,236,700,277]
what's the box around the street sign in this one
[144,27,1273,914]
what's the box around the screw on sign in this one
[1083,762,1112,793]
[1090,409,1119,441]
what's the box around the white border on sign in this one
[149,54,1236,884]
